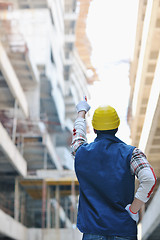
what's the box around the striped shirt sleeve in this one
[130,148,157,202]
[71,117,87,157]
[130,148,151,176]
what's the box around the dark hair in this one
[94,128,118,135]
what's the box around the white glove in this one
[125,204,139,223]
[76,100,91,113]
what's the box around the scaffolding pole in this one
[55,185,60,229]
[42,180,46,229]
[14,178,19,221]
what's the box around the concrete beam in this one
[0,122,27,177]
[64,58,73,65]
[139,52,160,155]
[141,186,160,240]
[65,34,76,42]
[131,0,159,142]
[27,228,82,240]
[36,170,77,180]
[20,170,78,188]
[0,42,29,117]
[56,147,74,170]
[64,13,77,20]
[66,105,76,112]
[44,134,63,170]
[52,86,65,128]
[0,209,27,240]
[25,52,39,84]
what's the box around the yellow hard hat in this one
[92,105,120,130]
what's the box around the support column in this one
[47,186,51,228]
[14,178,20,221]
[55,185,60,229]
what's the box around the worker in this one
[71,100,156,240]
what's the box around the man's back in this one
[75,133,137,238]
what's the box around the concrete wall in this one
[27,228,82,240]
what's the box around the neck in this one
[96,128,118,136]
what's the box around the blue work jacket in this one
[75,133,137,239]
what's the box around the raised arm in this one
[71,100,90,157]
